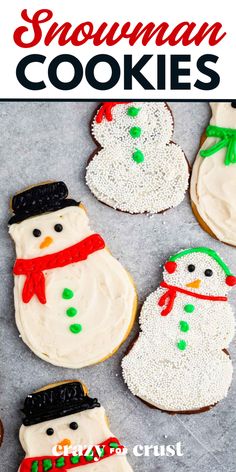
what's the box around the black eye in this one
[69,422,78,430]
[33,228,41,238]
[54,224,63,232]
[46,428,54,436]
[188,264,195,272]
[205,269,213,277]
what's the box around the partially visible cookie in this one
[122,247,236,413]
[86,102,189,214]
[191,102,236,246]
[18,380,133,471]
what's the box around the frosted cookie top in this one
[86,101,189,214]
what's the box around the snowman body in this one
[10,206,136,368]
[86,102,189,214]
[191,102,236,245]
[122,249,235,412]
[19,406,133,472]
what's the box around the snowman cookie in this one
[122,247,236,412]
[18,380,133,472]
[9,181,137,368]
[191,102,236,246]
[86,102,189,214]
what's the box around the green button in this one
[62,288,74,300]
[56,457,65,468]
[127,106,141,117]
[177,340,187,351]
[31,461,38,472]
[71,456,80,464]
[179,321,189,333]
[66,307,78,317]
[85,450,94,462]
[43,459,53,471]
[129,126,142,138]
[132,149,144,163]
[184,304,195,313]
[109,442,119,449]
[69,323,82,334]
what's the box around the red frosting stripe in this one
[158,281,228,316]
[13,234,105,304]
[96,102,131,123]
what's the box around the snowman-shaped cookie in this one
[86,102,189,214]
[191,102,236,246]
[9,181,137,368]
[18,381,133,472]
[122,247,236,412]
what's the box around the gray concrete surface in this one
[0,101,235,472]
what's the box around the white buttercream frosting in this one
[9,206,137,368]
[191,102,236,245]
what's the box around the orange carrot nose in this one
[56,438,72,454]
[40,236,53,249]
[186,279,201,289]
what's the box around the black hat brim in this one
[9,200,79,225]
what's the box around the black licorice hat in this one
[9,181,79,225]
[22,382,100,426]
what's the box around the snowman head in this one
[9,182,91,258]
[210,102,236,128]
[92,101,173,149]
[163,247,236,296]
[19,381,110,457]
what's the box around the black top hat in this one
[9,181,79,225]
[22,382,100,426]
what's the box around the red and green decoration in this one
[96,102,145,164]
[20,437,124,471]
[159,247,236,351]
[200,125,236,166]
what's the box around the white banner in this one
[0,0,235,99]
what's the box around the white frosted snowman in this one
[122,247,236,412]
[191,102,236,246]
[9,181,137,368]
[86,102,189,214]
[18,381,133,472]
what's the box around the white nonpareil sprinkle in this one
[122,251,235,411]
[86,102,189,214]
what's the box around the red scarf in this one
[158,281,228,316]
[13,234,105,304]
[20,437,124,472]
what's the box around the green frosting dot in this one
[132,149,144,163]
[66,307,78,317]
[127,106,141,117]
[177,340,187,351]
[31,461,38,472]
[130,126,142,138]
[62,288,74,300]
[71,456,80,464]
[70,323,82,334]
[56,457,65,468]
[184,304,195,313]
[85,450,94,462]
[109,441,119,449]
[43,459,53,471]
[179,320,190,333]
